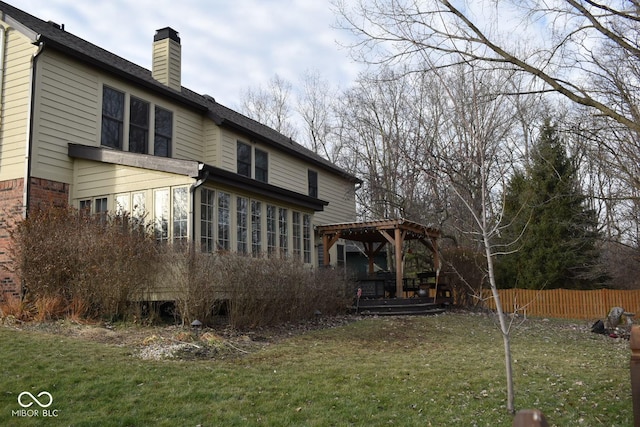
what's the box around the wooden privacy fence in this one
[481,288,640,320]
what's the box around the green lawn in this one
[0,313,632,426]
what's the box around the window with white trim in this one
[200,188,215,252]
[303,214,312,264]
[129,97,150,154]
[267,204,277,255]
[173,187,188,242]
[154,107,173,157]
[237,196,248,253]
[101,86,124,149]
[237,141,252,177]
[278,208,288,255]
[251,200,262,256]
[292,211,301,259]
[218,192,231,251]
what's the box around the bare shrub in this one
[164,247,222,326]
[8,205,160,321]
[441,246,488,309]
[167,250,351,329]
[224,256,351,329]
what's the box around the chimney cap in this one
[154,27,180,43]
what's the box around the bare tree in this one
[421,64,522,413]
[240,74,299,139]
[335,67,442,222]
[335,0,640,133]
[297,70,343,163]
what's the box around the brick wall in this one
[29,177,70,209]
[0,178,25,300]
[0,177,70,300]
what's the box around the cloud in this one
[16,0,362,107]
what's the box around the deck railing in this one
[480,288,640,320]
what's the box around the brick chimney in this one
[152,27,181,91]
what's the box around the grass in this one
[0,312,632,426]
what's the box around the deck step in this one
[351,297,450,316]
[358,308,446,316]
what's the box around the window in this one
[255,149,268,183]
[101,86,124,149]
[95,197,108,222]
[251,200,262,256]
[267,205,277,255]
[115,194,130,215]
[278,208,288,255]
[308,170,318,198]
[237,197,248,253]
[173,187,188,243]
[303,214,312,264]
[292,211,301,259]
[79,199,92,214]
[129,97,149,154]
[132,192,146,223]
[218,192,230,250]
[237,141,252,177]
[200,188,215,252]
[154,107,173,157]
[154,189,170,242]
[337,244,345,268]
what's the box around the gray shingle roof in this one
[0,1,360,183]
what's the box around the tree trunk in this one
[484,233,515,413]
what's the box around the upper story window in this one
[237,141,269,182]
[308,170,318,198]
[101,86,124,149]
[100,85,173,157]
[129,97,150,154]
[255,149,268,183]
[154,107,173,157]
[237,141,252,177]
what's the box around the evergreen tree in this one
[496,122,603,289]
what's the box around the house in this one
[0,2,361,300]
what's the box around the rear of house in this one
[0,2,360,300]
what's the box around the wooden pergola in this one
[316,219,441,298]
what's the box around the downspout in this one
[189,165,209,249]
[0,25,5,130]
[23,37,45,218]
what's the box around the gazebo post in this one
[322,233,330,267]
[395,227,403,298]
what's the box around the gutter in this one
[189,165,209,246]
[23,36,45,217]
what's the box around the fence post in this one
[631,325,640,427]
[513,409,548,427]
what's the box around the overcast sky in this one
[17,0,363,109]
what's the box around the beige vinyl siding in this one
[0,26,36,179]
[173,110,203,161]
[268,149,308,194]
[31,51,100,183]
[219,130,237,171]
[314,171,357,225]
[30,50,207,184]
[216,126,357,225]
[72,159,192,199]
[202,119,219,166]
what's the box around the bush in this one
[8,205,160,320]
[8,204,352,327]
[167,250,352,329]
[441,246,488,309]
